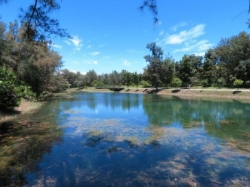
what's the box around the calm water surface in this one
[24,92,250,187]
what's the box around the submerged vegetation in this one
[0,100,62,186]
[0,90,250,186]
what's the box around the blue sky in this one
[0,0,249,74]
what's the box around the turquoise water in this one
[24,92,250,186]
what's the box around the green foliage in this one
[0,68,34,110]
[233,79,243,88]
[216,32,250,86]
[217,78,226,88]
[92,80,104,88]
[201,79,209,87]
[49,74,70,92]
[140,80,151,88]
[144,42,164,89]
[132,72,140,88]
[171,77,182,88]
[161,57,175,86]
[178,54,203,87]
[201,49,218,86]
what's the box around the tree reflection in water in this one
[2,92,250,186]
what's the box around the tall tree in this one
[144,42,163,90]
[216,31,250,86]
[202,49,218,87]
[86,70,97,86]
[1,21,64,97]
[160,56,175,87]
[178,54,203,87]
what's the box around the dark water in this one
[15,93,250,186]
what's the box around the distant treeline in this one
[1,20,250,109]
[60,31,250,90]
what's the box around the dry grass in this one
[0,100,43,123]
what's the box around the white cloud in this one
[65,35,83,51]
[123,60,131,66]
[72,61,80,64]
[98,44,106,48]
[126,49,142,54]
[87,45,92,49]
[160,24,206,45]
[70,35,82,47]
[171,22,187,31]
[157,21,162,26]
[159,30,164,36]
[64,40,71,45]
[156,23,213,58]
[104,56,110,60]
[89,51,100,56]
[174,40,213,56]
[126,49,136,53]
[83,59,98,65]
[70,70,86,75]
[51,44,62,49]
[194,52,206,56]
[69,70,77,73]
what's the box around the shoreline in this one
[1,87,250,121]
[81,87,250,101]
[0,100,44,123]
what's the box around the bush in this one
[140,80,151,88]
[171,77,182,88]
[233,79,243,88]
[201,79,209,87]
[92,80,105,88]
[217,78,226,88]
[0,68,34,110]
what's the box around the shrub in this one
[0,68,34,110]
[171,77,182,88]
[92,80,104,88]
[201,79,209,87]
[233,79,243,88]
[140,80,151,88]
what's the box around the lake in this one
[3,92,250,186]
